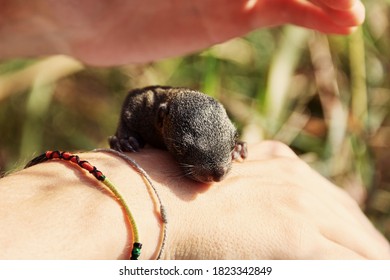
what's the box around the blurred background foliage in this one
[0,1,389,240]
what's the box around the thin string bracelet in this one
[24,150,142,260]
[93,148,168,260]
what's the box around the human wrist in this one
[58,151,164,260]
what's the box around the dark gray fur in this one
[109,86,247,183]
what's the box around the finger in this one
[321,218,390,259]
[316,238,367,259]
[304,189,390,259]
[336,206,390,259]
[313,0,359,10]
[240,157,390,259]
[309,0,366,26]
[246,141,299,161]
[307,175,389,257]
[282,0,364,34]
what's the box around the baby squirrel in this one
[109,86,247,183]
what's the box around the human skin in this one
[0,0,365,65]
[0,142,388,260]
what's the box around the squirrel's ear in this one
[157,102,169,128]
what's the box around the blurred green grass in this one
[0,1,389,240]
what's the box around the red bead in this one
[45,151,53,159]
[62,152,72,160]
[70,156,79,163]
[81,161,94,172]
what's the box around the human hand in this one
[149,141,389,259]
[1,0,365,65]
[0,141,388,259]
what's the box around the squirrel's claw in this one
[109,135,140,152]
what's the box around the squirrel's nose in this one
[211,166,228,182]
[188,164,230,183]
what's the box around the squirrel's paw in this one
[108,135,141,152]
[232,141,248,161]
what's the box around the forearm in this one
[0,151,164,259]
[0,0,365,65]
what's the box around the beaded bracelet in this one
[25,150,142,260]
